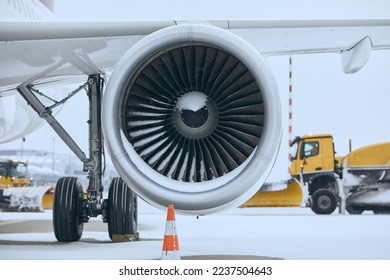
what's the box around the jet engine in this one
[102,23,282,215]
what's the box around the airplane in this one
[1,0,389,242]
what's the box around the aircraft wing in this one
[1,19,390,94]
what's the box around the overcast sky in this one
[2,0,390,181]
[53,0,390,21]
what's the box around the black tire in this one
[107,177,137,240]
[346,206,364,215]
[310,189,338,215]
[373,207,390,215]
[53,177,84,242]
[0,189,10,209]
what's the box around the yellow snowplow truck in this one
[0,159,54,212]
[0,159,30,187]
[290,134,390,214]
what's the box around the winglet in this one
[341,36,372,74]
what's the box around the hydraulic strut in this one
[17,74,105,221]
[85,75,104,219]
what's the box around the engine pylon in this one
[161,204,180,260]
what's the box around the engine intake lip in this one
[103,23,282,214]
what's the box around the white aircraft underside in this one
[1,1,390,224]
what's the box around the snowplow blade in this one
[1,186,54,212]
[240,179,303,208]
[42,187,54,209]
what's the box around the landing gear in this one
[107,177,138,240]
[17,74,138,242]
[53,177,84,242]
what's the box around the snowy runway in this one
[1,201,390,260]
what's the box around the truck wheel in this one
[53,177,84,242]
[346,206,364,215]
[107,177,138,240]
[310,189,337,215]
[373,207,390,215]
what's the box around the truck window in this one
[300,141,319,159]
[0,162,6,176]
[13,163,27,178]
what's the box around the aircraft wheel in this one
[108,177,138,240]
[53,177,84,242]
[310,189,337,215]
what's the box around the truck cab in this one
[0,160,30,188]
[289,134,340,214]
[290,134,337,177]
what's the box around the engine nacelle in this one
[102,23,281,215]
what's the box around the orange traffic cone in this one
[161,204,180,260]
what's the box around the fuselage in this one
[0,0,54,143]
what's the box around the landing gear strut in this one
[17,74,137,242]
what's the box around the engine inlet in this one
[122,44,264,183]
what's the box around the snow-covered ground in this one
[1,201,390,260]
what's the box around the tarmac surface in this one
[0,215,279,259]
[1,205,390,260]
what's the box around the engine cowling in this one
[102,23,282,215]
